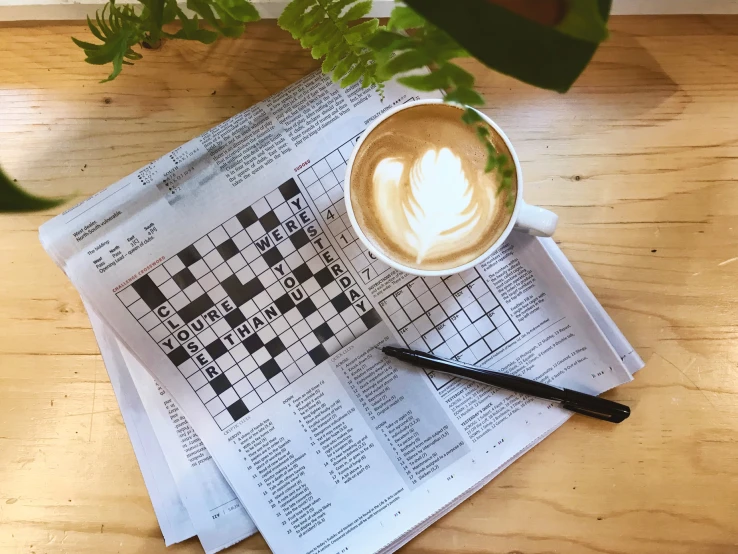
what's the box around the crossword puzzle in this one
[298,134,392,285]
[379,269,520,390]
[117,178,382,429]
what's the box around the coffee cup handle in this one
[515,201,558,237]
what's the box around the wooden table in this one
[1,16,737,554]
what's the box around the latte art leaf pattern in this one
[353,104,515,271]
[401,148,481,264]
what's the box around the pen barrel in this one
[391,350,565,401]
[384,347,630,423]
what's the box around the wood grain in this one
[1,16,737,554]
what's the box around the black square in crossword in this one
[293,263,312,284]
[296,298,317,318]
[263,247,283,267]
[260,359,281,380]
[279,178,300,200]
[236,206,258,228]
[216,238,239,260]
[227,399,249,421]
[225,309,246,328]
[167,346,189,366]
[131,275,167,310]
[209,373,231,395]
[361,308,382,329]
[243,333,263,354]
[314,267,334,287]
[265,337,286,357]
[172,267,196,289]
[177,245,202,267]
[242,277,265,300]
[308,345,329,366]
[274,293,295,314]
[259,211,281,232]
[221,275,248,306]
[314,322,333,342]
[331,292,351,313]
[178,294,215,323]
[289,229,310,249]
[205,338,228,359]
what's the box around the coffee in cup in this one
[345,100,558,277]
[348,103,517,272]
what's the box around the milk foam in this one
[350,103,517,271]
[373,148,487,264]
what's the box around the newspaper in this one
[88,307,195,546]
[87,306,257,553]
[90,236,639,552]
[40,72,641,554]
[537,238,643,374]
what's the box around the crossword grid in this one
[298,134,392,285]
[117,178,382,429]
[379,268,520,390]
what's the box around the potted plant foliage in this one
[0,0,611,212]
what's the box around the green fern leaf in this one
[461,107,484,125]
[72,2,144,82]
[344,19,377,44]
[341,0,371,23]
[86,15,106,41]
[215,0,260,22]
[396,62,473,91]
[74,0,259,81]
[396,71,447,92]
[443,87,484,106]
[379,50,432,80]
[167,9,220,43]
[365,4,514,211]
[387,5,426,31]
[279,0,381,88]
[138,0,166,43]
[365,29,413,52]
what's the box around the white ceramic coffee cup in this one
[344,99,558,277]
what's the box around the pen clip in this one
[561,389,630,423]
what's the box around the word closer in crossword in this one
[117,178,382,429]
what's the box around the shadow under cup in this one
[345,101,520,277]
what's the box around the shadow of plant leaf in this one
[0,167,67,213]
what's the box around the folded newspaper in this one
[40,72,643,553]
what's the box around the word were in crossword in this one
[379,269,520,389]
[118,178,382,429]
[298,134,392,284]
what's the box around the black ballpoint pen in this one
[382,346,630,423]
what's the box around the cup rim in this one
[344,98,524,277]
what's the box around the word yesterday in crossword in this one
[298,134,391,285]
